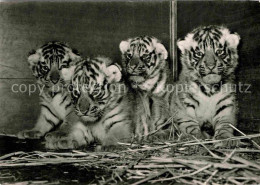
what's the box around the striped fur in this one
[119,36,171,140]
[45,57,170,149]
[171,26,240,147]
[134,93,171,141]
[119,36,169,97]
[45,56,135,149]
[17,41,81,139]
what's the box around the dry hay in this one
[0,132,260,185]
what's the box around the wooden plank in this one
[170,0,177,81]
[238,118,260,134]
[0,2,170,78]
[0,79,40,134]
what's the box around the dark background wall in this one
[0,1,170,134]
[177,1,260,134]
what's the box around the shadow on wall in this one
[0,1,170,134]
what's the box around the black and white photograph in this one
[0,0,259,184]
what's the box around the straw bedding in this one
[0,132,259,185]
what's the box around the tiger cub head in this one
[177,26,240,85]
[28,41,81,90]
[119,36,168,86]
[71,57,122,122]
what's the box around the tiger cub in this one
[45,57,170,149]
[17,41,81,139]
[172,25,240,147]
[119,36,171,138]
[119,36,169,97]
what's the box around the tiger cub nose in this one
[129,58,140,68]
[78,99,90,114]
[138,65,145,70]
[207,64,216,70]
[50,71,60,84]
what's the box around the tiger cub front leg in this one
[173,90,203,140]
[177,115,203,141]
[45,121,93,150]
[17,106,61,139]
[178,120,202,141]
[213,114,238,148]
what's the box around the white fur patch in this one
[28,51,41,66]
[187,82,235,124]
[225,34,240,49]
[51,93,67,118]
[219,28,240,49]
[119,40,130,54]
[177,33,197,53]
[61,66,76,81]
[65,48,81,62]
[106,65,122,83]
[154,42,168,60]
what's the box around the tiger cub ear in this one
[177,39,190,54]
[226,33,240,49]
[105,64,122,83]
[119,40,129,54]
[153,41,168,60]
[67,48,82,64]
[177,33,194,54]
[27,49,41,66]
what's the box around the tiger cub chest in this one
[42,89,72,119]
[184,82,229,124]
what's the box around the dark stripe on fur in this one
[215,104,233,117]
[65,102,72,109]
[41,104,59,120]
[216,93,234,105]
[44,116,56,128]
[60,95,68,105]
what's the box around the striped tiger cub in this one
[119,36,171,139]
[45,57,170,149]
[172,25,240,147]
[17,41,82,139]
[119,36,169,97]
[45,56,135,149]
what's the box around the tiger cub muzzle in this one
[49,69,60,84]
[127,57,147,78]
[197,51,224,85]
[126,55,154,83]
[75,93,102,122]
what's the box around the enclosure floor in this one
[0,135,260,185]
[0,136,105,184]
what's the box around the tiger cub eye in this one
[195,51,203,58]
[141,53,151,62]
[216,49,225,56]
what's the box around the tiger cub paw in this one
[148,130,172,141]
[177,133,203,153]
[178,133,203,142]
[45,129,87,150]
[214,139,241,149]
[95,145,123,152]
[17,130,44,139]
[214,133,242,148]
